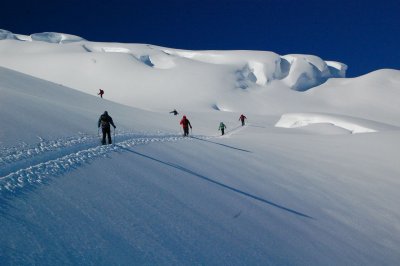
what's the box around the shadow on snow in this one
[117,145,313,219]
[190,136,251,153]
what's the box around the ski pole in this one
[113,127,116,145]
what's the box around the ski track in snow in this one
[222,124,248,137]
[0,132,209,194]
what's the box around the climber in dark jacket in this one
[98,89,104,98]
[98,111,116,145]
[170,109,179,115]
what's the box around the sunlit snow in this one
[1,30,399,265]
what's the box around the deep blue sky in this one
[2,0,399,77]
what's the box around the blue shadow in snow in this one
[117,146,313,219]
[247,124,267,128]
[190,136,251,153]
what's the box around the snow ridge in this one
[0,29,85,43]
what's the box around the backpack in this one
[100,115,110,128]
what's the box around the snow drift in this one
[0,29,349,112]
[275,113,399,134]
[0,29,85,43]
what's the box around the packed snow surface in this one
[1,31,400,265]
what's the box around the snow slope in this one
[1,31,400,265]
[0,30,348,113]
[1,30,399,127]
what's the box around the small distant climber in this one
[98,111,116,145]
[239,114,247,126]
[180,115,192,137]
[98,89,104,98]
[170,109,179,116]
[218,122,227,136]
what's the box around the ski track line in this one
[0,132,159,168]
[220,124,247,138]
[0,132,179,177]
[0,133,209,194]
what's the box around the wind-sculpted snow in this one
[0,29,85,43]
[30,32,85,43]
[82,45,131,53]
[0,133,207,193]
[82,43,177,69]
[0,29,15,40]
[275,113,399,134]
[282,55,347,91]
[0,30,354,112]
[327,61,347,77]
[161,49,346,90]
[134,54,176,69]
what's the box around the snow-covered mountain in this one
[0,30,349,112]
[1,31,400,265]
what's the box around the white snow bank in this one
[30,32,85,43]
[145,54,176,69]
[326,61,348,77]
[14,34,32,41]
[282,55,347,91]
[82,44,176,69]
[0,29,16,40]
[275,113,385,134]
[164,49,280,86]
[162,49,345,88]
[100,47,131,53]
[0,30,85,43]
[83,45,131,53]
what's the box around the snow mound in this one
[235,63,260,88]
[83,45,131,53]
[14,34,32,41]
[163,49,346,90]
[163,49,280,84]
[30,32,85,43]
[1,30,85,43]
[326,61,348,77]
[82,44,176,69]
[274,113,389,134]
[146,54,176,69]
[133,54,175,69]
[211,103,232,112]
[0,29,16,40]
[282,55,347,91]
